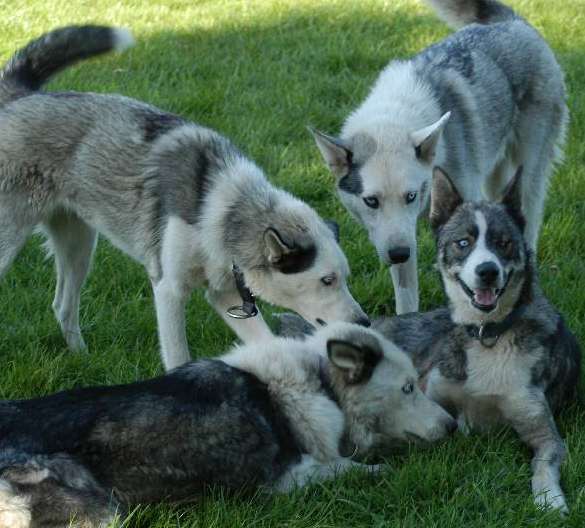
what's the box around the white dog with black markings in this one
[311,0,567,314]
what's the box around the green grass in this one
[1,0,585,525]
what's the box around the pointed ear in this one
[411,112,451,164]
[501,166,526,232]
[309,127,352,179]
[264,228,292,263]
[324,219,340,242]
[327,339,381,384]
[429,166,463,231]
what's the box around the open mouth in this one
[456,271,513,313]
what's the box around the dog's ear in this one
[430,166,463,231]
[264,227,293,264]
[324,219,340,242]
[309,127,352,179]
[327,339,381,384]
[500,166,526,232]
[411,112,451,164]
[264,228,317,274]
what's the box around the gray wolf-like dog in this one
[311,0,567,315]
[374,167,581,512]
[0,26,369,370]
[0,322,455,528]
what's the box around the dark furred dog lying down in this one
[0,323,455,527]
[280,168,581,513]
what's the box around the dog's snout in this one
[475,261,499,284]
[354,316,371,328]
[388,247,410,264]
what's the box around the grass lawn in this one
[1,0,584,526]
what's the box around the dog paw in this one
[534,489,568,515]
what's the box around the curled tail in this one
[423,0,517,29]
[0,25,134,105]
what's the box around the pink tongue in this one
[474,288,496,306]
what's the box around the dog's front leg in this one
[272,455,381,493]
[503,393,568,513]
[152,278,192,371]
[390,249,419,314]
[206,287,273,343]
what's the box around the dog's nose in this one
[388,247,410,264]
[354,316,371,327]
[446,419,458,435]
[475,261,499,284]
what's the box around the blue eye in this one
[406,191,417,204]
[457,239,470,249]
[363,196,379,209]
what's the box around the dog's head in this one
[310,113,450,266]
[430,166,530,325]
[315,323,456,452]
[245,203,369,328]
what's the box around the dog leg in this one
[502,393,568,513]
[390,249,419,314]
[152,278,192,370]
[206,287,273,343]
[515,103,567,251]
[44,211,97,352]
[1,452,122,528]
[0,210,34,282]
[272,455,381,493]
[0,480,31,528]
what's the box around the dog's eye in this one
[363,196,379,209]
[320,274,336,286]
[456,239,470,249]
[405,191,417,204]
[497,239,512,252]
[402,382,414,395]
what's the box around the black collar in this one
[464,303,528,348]
[226,263,258,319]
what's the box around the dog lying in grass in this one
[0,322,455,527]
[280,168,581,512]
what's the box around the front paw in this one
[534,488,568,515]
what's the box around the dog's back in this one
[0,359,301,503]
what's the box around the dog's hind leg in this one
[515,103,568,251]
[390,249,419,314]
[503,393,568,513]
[43,210,97,352]
[0,204,35,281]
[272,455,381,493]
[0,480,31,528]
[1,455,122,528]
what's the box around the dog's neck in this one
[199,159,287,291]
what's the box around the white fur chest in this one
[464,335,536,397]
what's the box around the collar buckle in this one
[226,264,258,319]
[478,323,500,348]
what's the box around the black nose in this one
[388,247,410,264]
[446,419,458,435]
[354,316,371,328]
[475,261,500,285]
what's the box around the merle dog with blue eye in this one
[374,166,581,512]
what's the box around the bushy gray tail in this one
[424,0,517,29]
[0,25,133,104]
